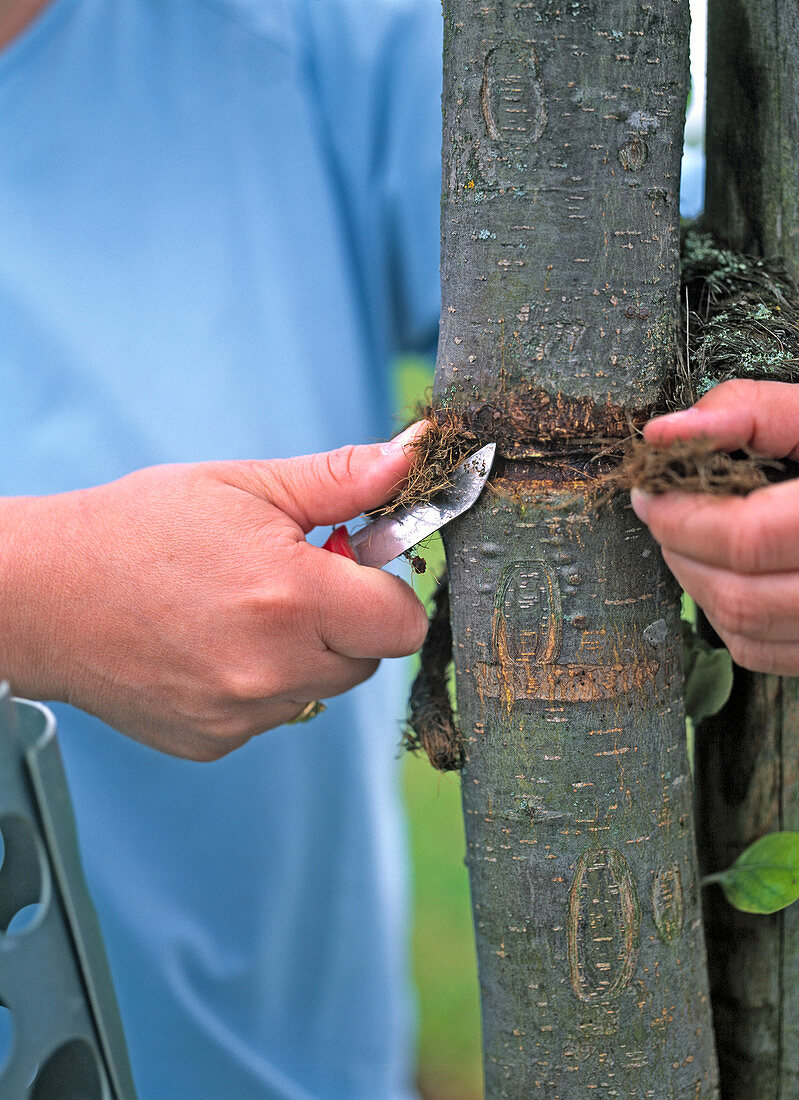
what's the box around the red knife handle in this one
[322,526,358,561]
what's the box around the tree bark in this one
[699,3,799,1096]
[435,2,719,1095]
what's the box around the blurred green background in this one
[392,357,482,1100]
[404,754,482,1100]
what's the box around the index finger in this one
[631,477,799,574]
[644,380,799,458]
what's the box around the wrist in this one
[0,492,81,701]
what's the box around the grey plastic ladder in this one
[0,683,137,1099]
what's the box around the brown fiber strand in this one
[403,579,463,772]
[370,402,480,517]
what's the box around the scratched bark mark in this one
[651,862,684,945]
[493,561,563,669]
[567,847,641,1004]
[480,41,547,145]
[436,1,719,1095]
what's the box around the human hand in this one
[1,427,429,759]
[630,379,799,675]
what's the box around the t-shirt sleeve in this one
[298,0,442,358]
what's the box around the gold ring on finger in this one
[287,700,327,724]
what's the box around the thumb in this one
[255,422,427,531]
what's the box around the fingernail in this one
[630,487,652,523]
[381,421,427,456]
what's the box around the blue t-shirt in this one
[0,1,442,1097]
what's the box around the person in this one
[633,378,799,677]
[4,2,795,1096]
[0,0,442,1096]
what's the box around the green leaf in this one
[713,832,799,914]
[680,592,697,627]
[682,627,733,724]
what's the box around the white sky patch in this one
[685,0,707,147]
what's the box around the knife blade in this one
[323,442,496,568]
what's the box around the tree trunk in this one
[699,3,799,1096]
[434,2,719,1095]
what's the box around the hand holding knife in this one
[323,443,496,566]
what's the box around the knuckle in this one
[215,664,269,704]
[714,377,760,404]
[330,657,380,693]
[645,497,688,548]
[722,632,750,669]
[266,579,303,632]
[723,633,772,674]
[324,445,358,491]
[189,741,230,764]
[710,579,763,638]
[197,727,258,761]
[258,572,315,646]
[181,710,260,760]
[353,657,381,686]
[726,514,767,573]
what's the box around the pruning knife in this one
[323,443,496,568]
